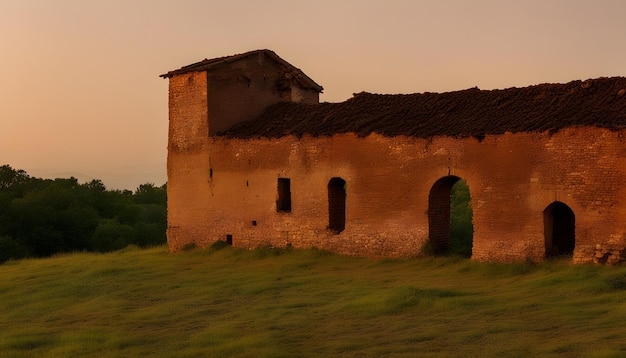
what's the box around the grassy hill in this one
[1,244,626,357]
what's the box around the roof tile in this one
[221,77,626,138]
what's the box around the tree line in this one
[0,165,166,263]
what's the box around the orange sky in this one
[1,0,625,189]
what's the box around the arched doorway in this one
[428,176,473,256]
[328,177,346,234]
[544,202,575,258]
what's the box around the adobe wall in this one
[206,55,319,135]
[167,71,208,153]
[167,126,626,264]
[165,57,320,141]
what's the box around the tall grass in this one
[1,245,626,357]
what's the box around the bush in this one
[208,240,229,251]
[91,220,136,253]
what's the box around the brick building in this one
[160,49,626,264]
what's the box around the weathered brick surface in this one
[162,51,626,264]
[166,128,626,263]
[167,72,208,152]
[205,55,319,135]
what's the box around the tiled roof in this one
[160,49,323,92]
[221,77,626,139]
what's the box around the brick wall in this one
[165,58,320,253]
[206,55,319,135]
[167,72,208,152]
[166,127,626,263]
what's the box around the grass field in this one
[1,244,626,357]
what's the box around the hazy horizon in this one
[2,0,625,190]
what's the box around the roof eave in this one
[159,50,324,92]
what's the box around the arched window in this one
[328,177,346,234]
[544,202,575,258]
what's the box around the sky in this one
[1,0,625,190]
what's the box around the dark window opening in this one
[544,202,575,258]
[328,177,346,234]
[277,178,292,212]
[252,220,257,226]
[226,234,233,245]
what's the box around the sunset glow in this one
[1,0,625,189]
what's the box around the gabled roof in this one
[160,49,323,92]
[221,77,626,139]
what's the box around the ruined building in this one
[160,49,626,264]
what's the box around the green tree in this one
[0,165,167,261]
[4,179,99,256]
[0,165,30,190]
[133,183,167,205]
[0,235,28,263]
[91,219,136,252]
[450,180,473,257]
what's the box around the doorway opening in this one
[328,177,346,234]
[428,176,473,257]
[544,202,575,258]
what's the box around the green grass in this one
[2,245,626,357]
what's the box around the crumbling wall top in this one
[222,77,626,139]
